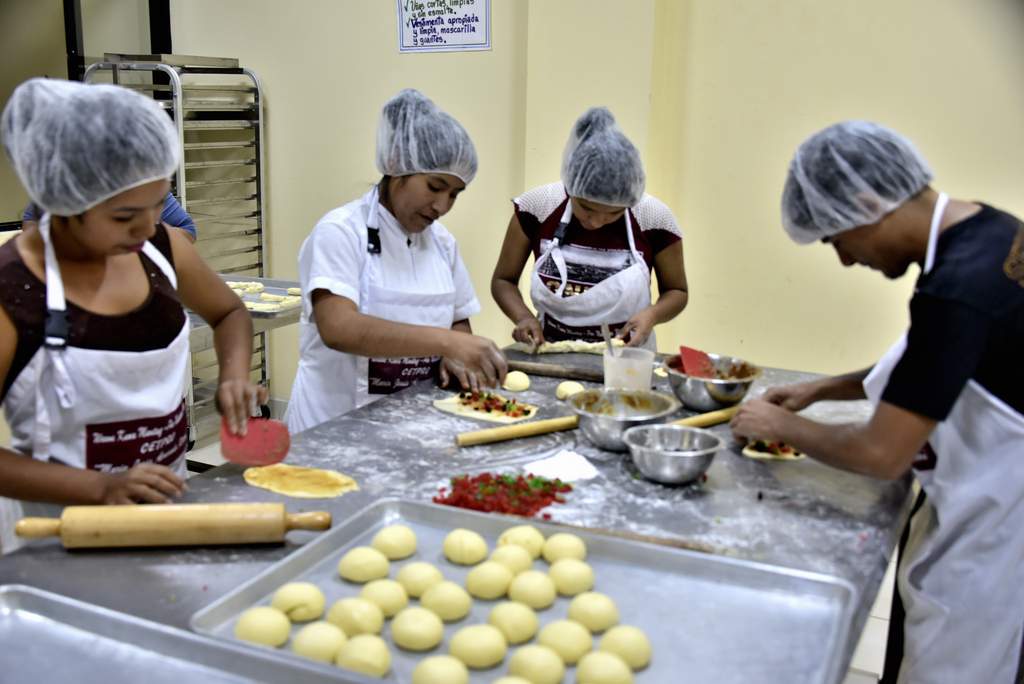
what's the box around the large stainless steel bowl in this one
[623,424,723,485]
[568,388,680,452]
[663,353,761,412]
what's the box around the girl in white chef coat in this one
[0,79,266,552]
[286,89,506,434]
[491,107,689,350]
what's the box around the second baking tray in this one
[192,499,857,683]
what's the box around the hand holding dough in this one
[502,370,530,392]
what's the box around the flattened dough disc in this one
[244,463,360,498]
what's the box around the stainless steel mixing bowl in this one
[568,388,680,452]
[663,353,761,412]
[623,424,723,484]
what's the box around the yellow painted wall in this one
[650,0,1024,374]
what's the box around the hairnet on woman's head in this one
[375,88,477,184]
[781,121,933,244]
[1,78,179,216]
[561,107,645,207]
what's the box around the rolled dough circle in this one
[371,524,417,559]
[488,601,539,644]
[290,621,346,662]
[443,528,489,565]
[326,597,384,636]
[391,606,444,651]
[449,623,508,669]
[337,546,390,583]
[234,606,290,647]
[271,581,325,622]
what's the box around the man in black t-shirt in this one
[731,121,1024,684]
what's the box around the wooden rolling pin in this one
[506,359,603,383]
[15,503,331,549]
[457,415,580,447]
[671,405,740,428]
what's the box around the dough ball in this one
[391,606,444,651]
[537,619,592,665]
[576,651,634,684]
[490,544,534,575]
[549,558,595,596]
[449,623,508,669]
[465,560,514,600]
[507,570,557,610]
[412,655,469,684]
[396,561,444,598]
[326,597,384,636]
[359,578,408,618]
[568,592,620,633]
[270,581,325,622]
[420,580,473,622]
[508,644,565,684]
[542,532,587,563]
[497,525,545,559]
[338,546,390,583]
[488,601,539,644]
[234,606,290,647]
[371,524,417,560]
[493,678,533,684]
[443,528,489,565]
[502,370,530,392]
[335,633,391,678]
[556,380,585,400]
[599,625,652,670]
[290,621,346,662]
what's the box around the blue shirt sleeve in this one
[22,203,37,222]
[161,193,197,239]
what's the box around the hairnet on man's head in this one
[2,78,179,216]
[375,88,477,184]
[561,107,645,207]
[781,121,933,244]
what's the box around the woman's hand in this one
[100,463,186,504]
[217,378,269,436]
[512,315,544,349]
[617,308,657,347]
[444,331,508,388]
[439,357,482,393]
[761,381,821,412]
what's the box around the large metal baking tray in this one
[222,275,301,319]
[192,499,857,683]
[0,584,366,684]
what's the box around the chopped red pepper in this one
[433,472,572,518]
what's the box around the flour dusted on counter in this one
[524,450,599,482]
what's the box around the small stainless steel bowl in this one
[623,424,723,485]
[663,353,761,412]
[568,388,680,452]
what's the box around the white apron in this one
[287,188,457,433]
[862,194,1024,683]
[0,214,190,553]
[529,200,656,350]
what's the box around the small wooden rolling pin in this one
[456,405,740,447]
[15,503,331,549]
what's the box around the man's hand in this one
[730,399,791,443]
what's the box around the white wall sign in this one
[397,0,491,53]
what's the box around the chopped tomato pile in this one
[458,391,532,418]
[752,440,796,455]
[433,472,572,518]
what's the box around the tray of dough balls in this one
[223,276,302,317]
[191,499,856,684]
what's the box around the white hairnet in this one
[561,107,645,207]
[781,121,933,244]
[375,88,477,184]
[2,78,179,216]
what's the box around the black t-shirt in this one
[882,204,1024,421]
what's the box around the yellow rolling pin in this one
[455,405,740,447]
[15,503,331,549]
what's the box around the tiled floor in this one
[189,439,896,683]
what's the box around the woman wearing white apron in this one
[0,79,266,552]
[491,107,688,350]
[731,121,1024,683]
[286,89,506,434]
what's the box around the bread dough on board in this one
[508,338,624,355]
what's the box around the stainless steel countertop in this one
[0,366,912,678]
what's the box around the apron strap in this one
[923,192,949,275]
[141,240,178,290]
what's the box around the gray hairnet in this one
[561,107,645,207]
[781,121,933,244]
[375,88,477,184]
[1,78,179,216]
